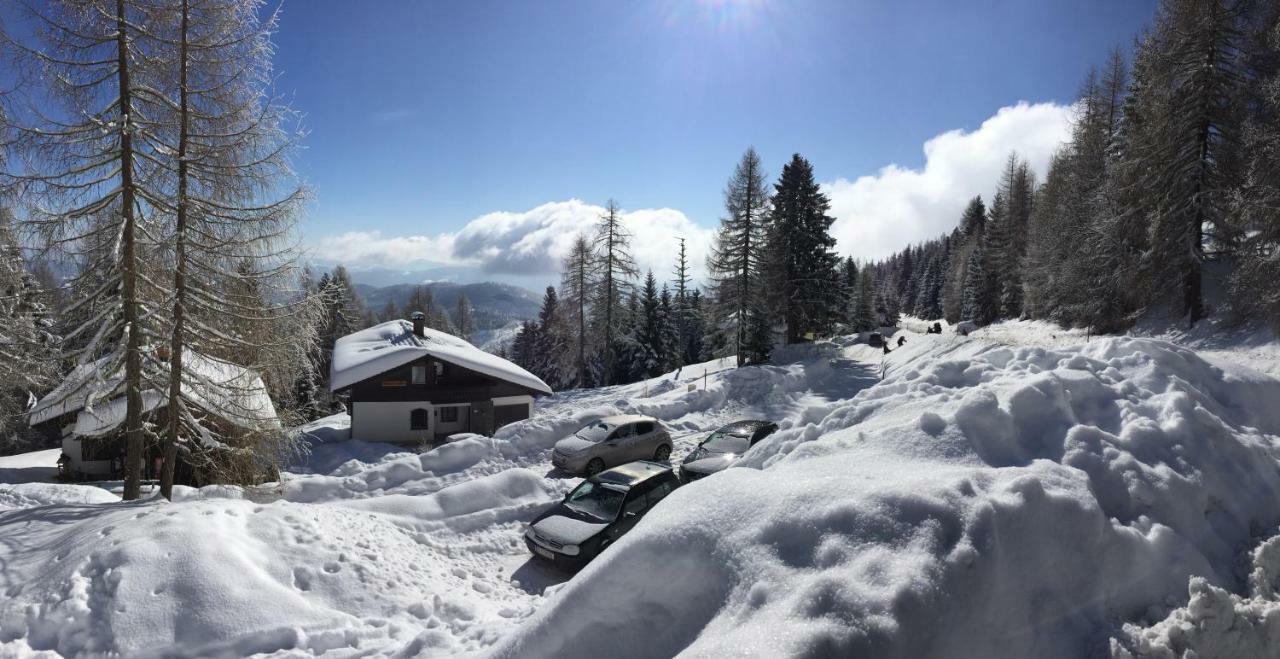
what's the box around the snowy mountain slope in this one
[2,331,1279,657]
[492,335,1280,658]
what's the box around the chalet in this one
[29,349,279,483]
[331,313,552,443]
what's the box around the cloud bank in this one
[311,200,715,284]
[310,101,1074,286]
[824,101,1074,260]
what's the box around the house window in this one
[439,406,458,423]
[410,408,429,430]
[434,362,447,381]
[411,365,427,385]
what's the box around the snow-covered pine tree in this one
[850,268,877,332]
[510,320,541,374]
[990,154,1034,319]
[0,207,57,452]
[1140,0,1249,326]
[591,200,638,384]
[766,154,842,343]
[659,284,680,372]
[632,272,666,378]
[961,242,1000,326]
[840,257,858,325]
[671,237,695,368]
[942,198,986,322]
[559,234,595,388]
[1232,14,1280,328]
[684,289,707,365]
[707,148,771,366]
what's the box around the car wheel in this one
[585,458,605,476]
[653,444,671,462]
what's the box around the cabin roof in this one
[329,319,552,395]
[29,349,278,438]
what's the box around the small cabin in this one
[28,350,279,483]
[330,314,552,444]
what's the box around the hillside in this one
[356,281,542,329]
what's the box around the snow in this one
[492,334,1280,658]
[330,319,552,394]
[28,349,278,439]
[3,325,1280,657]
[0,448,60,484]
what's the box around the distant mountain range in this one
[355,281,542,330]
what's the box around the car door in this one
[605,424,634,465]
[615,484,650,535]
[630,421,655,460]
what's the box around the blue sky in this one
[280,0,1155,244]
[2,1,1161,287]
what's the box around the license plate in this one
[533,546,554,560]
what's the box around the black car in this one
[679,420,779,481]
[524,460,680,568]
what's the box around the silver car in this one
[552,414,673,476]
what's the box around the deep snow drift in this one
[3,331,1280,657]
[493,336,1280,658]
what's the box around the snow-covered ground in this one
[3,325,1280,657]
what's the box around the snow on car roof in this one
[596,414,657,426]
[329,319,552,395]
[594,461,669,486]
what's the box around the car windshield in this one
[701,430,751,454]
[563,481,628,520]
[575,421,615,443]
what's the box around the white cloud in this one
[823,101,1075,261]
[312,101,1074,287]
[312,199,714,285]
[312,230,460,266]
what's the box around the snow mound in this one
[1112,533,1280,658]
[0,482,118,512]
[493,337,1280,658]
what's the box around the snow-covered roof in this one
[29,349,278,438]
[330,320,552,395]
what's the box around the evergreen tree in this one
[659,285,679,372]
[765,154,842,343]
[632,272,667,378]
[851,268,877,332]
[1233,14,1280,328]
[592,200,638,384]
[1141,0,1250,326]
[560,234,595,387]
[707,147,771,366]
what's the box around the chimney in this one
[411,311,425,338]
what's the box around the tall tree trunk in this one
[162,0,191,500]
[577,261,585,387]
[117,0,145,501]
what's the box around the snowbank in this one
[494,336,1280,658]
[0,447,60,484]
